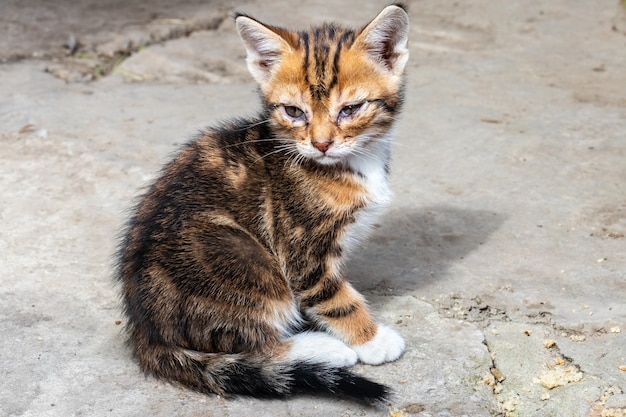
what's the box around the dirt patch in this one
[436,294,511,326]
[587,204,626,240]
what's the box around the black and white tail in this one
[139,343,389,404]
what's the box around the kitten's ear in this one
[356,4,410,76]
[235,14,293,84]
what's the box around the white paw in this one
[287,332,358,367]
[352,324,405,365]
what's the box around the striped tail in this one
[138,345,389,405]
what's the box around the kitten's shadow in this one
[347,205,506,294]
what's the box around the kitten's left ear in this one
[356,4,410,76]
[235,13,294,85]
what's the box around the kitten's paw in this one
[287,332,358,367]
[352,324,405,365]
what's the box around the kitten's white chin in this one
[313,154,342,165]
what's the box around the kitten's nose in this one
[312,140,333,153]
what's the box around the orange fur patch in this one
[310,281,377,345]
[327,309,378,345]
[310,171,366,209]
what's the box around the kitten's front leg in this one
[302,277,405,365]
[351,323,405,365]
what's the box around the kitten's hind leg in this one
[286,332,358,367]
[171,216,302,353]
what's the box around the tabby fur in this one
[117,4,410,404]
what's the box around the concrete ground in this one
[1,0,625,416]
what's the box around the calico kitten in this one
[117,4,409,404]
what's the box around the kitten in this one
[117,4,409,404]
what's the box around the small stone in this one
[544,338,557,348]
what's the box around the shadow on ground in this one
[348,205,507,294]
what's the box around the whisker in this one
[355,133,408,152]
[251,150,282,164]
[287,151,306,169]
[283,149,302,170]
[391,142,407,149]
[231,119,271,131]
[375,136,407,149]
[251,145,295,164]
[219,137,294,150]
[352,149,378,161]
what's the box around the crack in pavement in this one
[44,11,230,82]
[431,294,625,416]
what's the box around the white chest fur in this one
[340,137,393,257]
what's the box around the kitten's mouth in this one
[298,142,347,165]
[313,153,343,165]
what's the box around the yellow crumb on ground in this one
[544,338,557,348]
[502,397,518,413]
[388,407,409,417]
[601,408,626,417]
[491,367,505,382]
[482,372,496,387]
[537,366,583,389]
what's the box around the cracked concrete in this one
[1,0,625,416]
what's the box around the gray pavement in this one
[1,1,625,416]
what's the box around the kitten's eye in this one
[283,106,305,120]
[339,102,364,119]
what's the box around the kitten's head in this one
[235,5,409,166]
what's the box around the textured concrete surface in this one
[1,1,625,416]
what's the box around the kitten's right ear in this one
[235,13,293,84]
